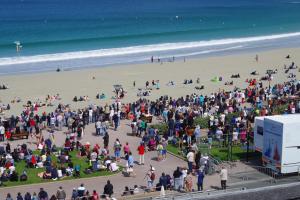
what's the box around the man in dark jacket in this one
[159,172,168,189]
[197,169,205,191]
[173,167,183,191]
[103,180,114,198]
[38,188,48,200]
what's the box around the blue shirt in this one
[128,155,134,166]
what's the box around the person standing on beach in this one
[133,81,136,87]
[255,54,259,62]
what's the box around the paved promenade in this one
[0,119,267,199]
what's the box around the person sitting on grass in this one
[74,164,80,177]
[66,164,74,176]
[20,170,28,181]
[51,165,58,180]
[9,170,18,182]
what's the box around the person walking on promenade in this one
[92,190,99,200]
[103,132,109,148]
[137,142,145,165]
[220,166,228,190]
[186,149,195,173]
[145,166,155,191]
[197,168,205,191]
[103,180,114,198]
[38,188,48,200]
[114,138,122,162]
[173,167,183,191]
[56,186,66,200]
[112,111,119,131]
[185,172,193,192]
[5,193,13,200]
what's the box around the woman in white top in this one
[232,128,239,145]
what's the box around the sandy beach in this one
[1,47,299,116]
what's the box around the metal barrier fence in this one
[153,187,245,200]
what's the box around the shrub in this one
[149,123,168,134]
[194,116,209,129]
[272,104,288,115]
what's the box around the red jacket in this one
[138,145,145,155]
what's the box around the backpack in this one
[150,172,155,181]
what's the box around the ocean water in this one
[1,0,300,75]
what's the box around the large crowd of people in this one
[1,60,300,199]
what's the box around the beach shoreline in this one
[0,46,299,116]
[1,31,300,76]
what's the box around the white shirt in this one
[91,152,97,162]
[220,168,228,180]
[220,114,225,123]
[216,130,223,139]
[96,121,101,129]
[57,114,63,122]
[233,131,238,141]
[110,162,119,172]
[0,126,5,135]
[187,152,195,162]
[9,165,15,174]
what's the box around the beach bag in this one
[57,169,63,178]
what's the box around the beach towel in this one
[211,77,218,83]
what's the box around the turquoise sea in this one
[1,0,300,74]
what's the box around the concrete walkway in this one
[0,119,267,199]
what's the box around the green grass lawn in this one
[2,150,120,187]
[210,145,259,161]
[167,142,260,162]
[166,144,181,156]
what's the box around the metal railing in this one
[153,187,246,200]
